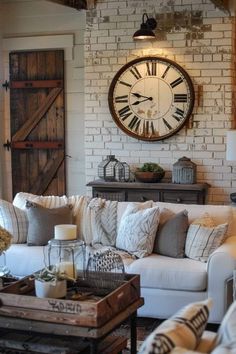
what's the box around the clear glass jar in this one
[48,239,85,279]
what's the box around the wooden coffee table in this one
[0,273,144,354]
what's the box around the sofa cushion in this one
[3,243,47,277]
[0,199,28,244]
[185,222,228,263]
[216,300,236,345]
[191,213,215,227]
[116,203,160,258]
[138,299,212,354]
[13,192,68,210]
[211,344,236,354]
[126,254,207,291]
[153,210,189,258]
[26,201,73,246]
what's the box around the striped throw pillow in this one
[138,299,212,354]
[0,199,28,244]
[185,223,228,263]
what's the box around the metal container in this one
[172,156,196,184]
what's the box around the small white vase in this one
[35,279,67,298]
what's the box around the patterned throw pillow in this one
[153,210,189,258]
[26,201,73,246]
[185,219,228,262]
[0,199,28,244]
[116,203,160,258]
[138,299,212,354]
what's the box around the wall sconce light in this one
[133,13,157,40]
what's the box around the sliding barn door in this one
[9,50,66,197]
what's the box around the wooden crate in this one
[0,273,140,328]
[0,328,127,354]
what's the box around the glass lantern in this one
[98,155,119,181]
[48,239,85,279]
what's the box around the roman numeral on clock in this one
[146,62,157,76]
[118,106,132,121]
[161,65,170,79]
[128,116,140,130]
[172,108,184,122]
[170,77,183,88]
[130,66,142,80]
[174,94,187,102]
[163,118,172,130]
[119,80,132,88]
[115,95,128,103]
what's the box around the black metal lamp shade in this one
[133,13,157,40]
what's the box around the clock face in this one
[108,56,195,141]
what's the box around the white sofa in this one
[1,193,236,324]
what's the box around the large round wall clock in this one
[108,56,195,141]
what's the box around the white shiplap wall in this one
[0,0,86,200]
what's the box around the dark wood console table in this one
[87,180,209,205]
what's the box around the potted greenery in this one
[134,162,165,183]
[34,266,67,299]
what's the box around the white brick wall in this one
[84,0,236,204]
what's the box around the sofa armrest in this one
[207,236,236,322]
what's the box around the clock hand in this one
[132,97,153,105]
[131,93,151,99]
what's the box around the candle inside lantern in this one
[57,261,77,279]
[54,224,77,240]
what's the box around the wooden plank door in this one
[9,50,66,197]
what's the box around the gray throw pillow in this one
[26,201,73,246]
[153,210,189,258]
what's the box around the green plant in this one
[34,266,67,283]
[136,162,164,173]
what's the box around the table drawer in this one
[162,191,198,204]
[93,189,126,201]
[127,190,160,202]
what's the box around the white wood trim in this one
[2,34,74,60]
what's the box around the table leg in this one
[90,339,98,354]
[130,311,137,354]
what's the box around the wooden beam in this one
[46,0,96,10]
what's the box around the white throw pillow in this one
[138,299,212,354]
[185,222,228,263]
[0,199,28,244]
[116,203,160,258]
